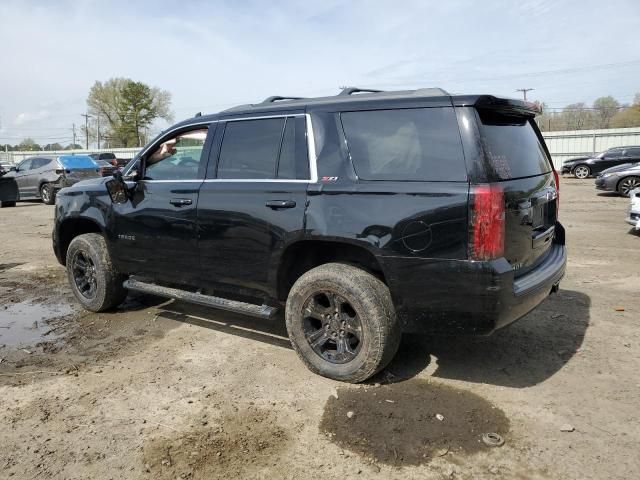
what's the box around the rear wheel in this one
[573,165,590,179]
[617,176,640,197]
[285,263,400,383]
[66,233,127,312]
[40,183,55,205]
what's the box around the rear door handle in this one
[170,198,193,207]
[265,200,296,209]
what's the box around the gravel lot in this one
[0,179,638,479]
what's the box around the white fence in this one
[2,127,640,171]
[0,147,140,165]
[543,127,640,170]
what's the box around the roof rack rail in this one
[261,96,305,104]
[338,87,384,96]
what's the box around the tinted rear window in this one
[476,110,551,180]
[217,118,284,179]
[341,107,467,181]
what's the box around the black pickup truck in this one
[52,87,566,382]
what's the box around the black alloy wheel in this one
[71,249,98,300]
[302,291,363,364]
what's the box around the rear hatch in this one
[58,155,101,183]
[475,106,558,276]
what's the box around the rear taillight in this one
[470,184,505,261]
[553,168,560,214]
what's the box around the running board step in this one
[123,278,278,319]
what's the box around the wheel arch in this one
[275,239,387,302]
[57,217,105,266]
[617,175,640,194]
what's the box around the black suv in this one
[53,87,566,382]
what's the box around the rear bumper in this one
[382,222,567,335]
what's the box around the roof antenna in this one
[194,112,202,117]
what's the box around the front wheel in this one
[573,165,591,179]
[285,263,401,383]
[66,233,127,312]
[617,176,640,197]
[40,183,55,205]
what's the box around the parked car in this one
[0,163,13,176]
[595,163,640,196]
[562,146,640,179]
[2,155,101,205]
[93,159,118,177]
[627,188,640,229]
[90,152,129,168]
[53,87,565,382]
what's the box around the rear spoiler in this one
[452,95,541,117]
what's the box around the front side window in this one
[341,107,467,181]
[145,128,208,180]
[18,159,33,171]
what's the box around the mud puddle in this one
[143,407,288,479]
[0,300,74,347]
[320,379,509,466]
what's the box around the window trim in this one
[205,113,317,183]
[128,114,318,184]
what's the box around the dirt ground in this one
[1,179,638,480]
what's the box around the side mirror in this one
[106,170,135,204]
[10,166,17,172]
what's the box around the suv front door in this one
[110,124,214,286]
[197,114,311,299]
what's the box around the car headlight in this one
[601,173,612,178]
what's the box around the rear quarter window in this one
[340,107,467,182]
[476,109,551,180]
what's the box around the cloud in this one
[13,110,51,126]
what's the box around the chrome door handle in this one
[170,198,192,207]
[265,200,296,209]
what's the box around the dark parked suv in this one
[53,87,566,382]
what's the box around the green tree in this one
[611,93,640,128]
[593,96,620,128]
[65,143,83,150]
[17,138,41,151]
[560,103,594,130]
[43,143,64,151]
[87,78,173,147]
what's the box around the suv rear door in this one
[471,106,558,275]
[197,114,310,299]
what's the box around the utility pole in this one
[80,113,92,150]
[97,116,100,150]
[516,88,534,101]
[72,123,77,148]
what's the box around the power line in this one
[516,88,534,101]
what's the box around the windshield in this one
[58,155,98,169]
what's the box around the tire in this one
[617,176,640,197]
[0,201,16,208]
[285,263,401,383]
[40,183,55,205]
[573,165,591,179]
[66,233,127,312]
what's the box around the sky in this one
[1,0,639,146]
